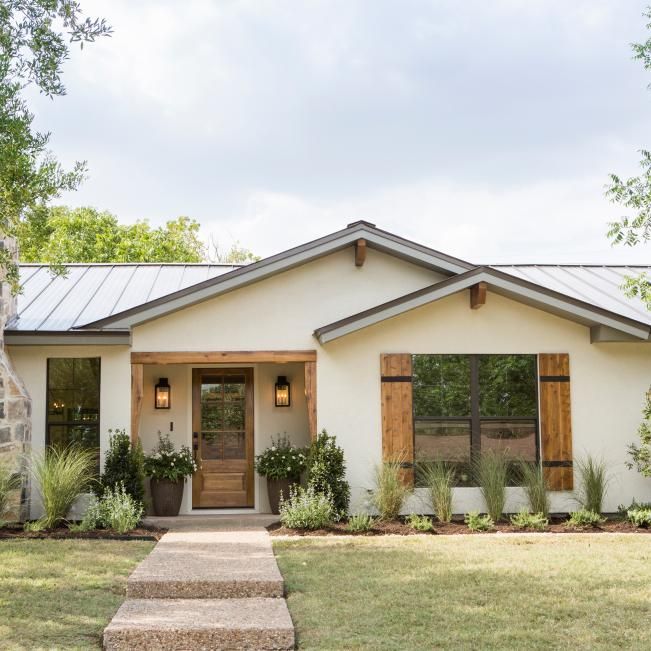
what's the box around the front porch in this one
[130,351,317,515]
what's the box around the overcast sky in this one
[30,0,651,263]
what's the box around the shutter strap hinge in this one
[381,375,412,382]
[542,460,573,467]
[540,375,570,382]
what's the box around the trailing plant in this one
[626,505,651,528]
[346,513,374,532]
[279,485,334,530]
[476,451,508,522]
[72,483,143,534]
[0,463,21,525]
[509,509,548,531]
[518,461,550,518]
[418,461,455,523]
[99,429,145,505]
[370,455,412,521]
[144,433,197,482]
[575,456,609,514]
[626,390,651,477]
[464,511,494,532]
[254,434,307,480]
[306,430,350,519]
[565,509,606,529]
[406,513,433,532]
[29,446,97,529]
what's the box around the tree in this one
[627,393,651,477]
[1,2,111,291]
[208,236,260,264]
[17,206,206,264]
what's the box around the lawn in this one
[0,540,154,650]
[274,534,651,650]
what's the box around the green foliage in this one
[370,456,412,521]
[306,430,350,519]
[0,463,21,524]
[29,446,97,529]
[509,509,548,531]
[144,433,197,482]
[279,485,335,530]
[627,390,651,477]
[575,456,609,514]
[209,238,260,263]
[254,434,307,481]
[625,505,651,528]
[464,511,494,532]
[418,460,455,522]
[99,429,145,506]
[73,484,143,534]
[346,513,375,532]
[18,206,206,267]
[565,509,605,529]
[406,513,433,532]
[518,461,550,517]
[0,2,111,292]
[476,451,508,522]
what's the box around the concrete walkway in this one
[103,515,294,650]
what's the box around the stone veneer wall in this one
[0,239,31,521]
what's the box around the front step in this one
[127,531,284,599]
[103,598,294,651]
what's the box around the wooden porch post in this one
[304,361,317,440]
[131,363,144,445]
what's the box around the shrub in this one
[255,434,307,480]
[418,461,455,523]
[29,446,97,529]
[575,456,609,514]
[370,455,412,521]
[626,505,651,528]
[99,429,145,505]
[280,485,335,530]
[464,511,494,532]
[510,508,548,531]
[565,508,605,529]
[406,513,433,532]
[72,483,143,534]
[518,461,550,518]
[144,433,197,481]
[476,451,508,522]
[346,513,374,532]
[0,462,21,525]
[306,430,350,519]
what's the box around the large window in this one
[413,354,537,486]
[47,358,101,456]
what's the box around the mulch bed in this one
[268,517,651,537]
[0,523,167,541]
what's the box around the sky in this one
[29,0,651,263]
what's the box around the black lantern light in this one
[155,377,171,409]
[274,375,290,407]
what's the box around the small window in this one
[47,358,101,465]
[413,354,538,486]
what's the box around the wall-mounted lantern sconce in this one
[155,377,171,409]
[275,376,291,407]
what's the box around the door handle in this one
[193,431,199,461]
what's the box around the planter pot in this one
[150,478,185,516]
[267,477,298,515]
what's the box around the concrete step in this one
[103,598,294,651]
[127,531,284,599]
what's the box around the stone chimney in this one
[0,237,31,521]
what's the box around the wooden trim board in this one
[131,350,317,365]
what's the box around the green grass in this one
[274,535,651,650]
[0,540,153,650]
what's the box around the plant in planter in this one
[144,433,197,516]
[255,434,307,514]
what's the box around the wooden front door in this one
[192,368,254,508]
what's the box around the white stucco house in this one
[1,221,650,517]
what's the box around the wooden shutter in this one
[539,353,573,491]
[380,353,414,485]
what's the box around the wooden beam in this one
[355,238,367,267]
[130,350,317,365]
[470,282,487,309]
[130,363,144,444]
[304,361,317,440]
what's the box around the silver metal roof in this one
[491,265,651,326]
[11,264,239,332]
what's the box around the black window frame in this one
[413,353,539,486]
[46,357,101,455]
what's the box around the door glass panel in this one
[223,432,246,459]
